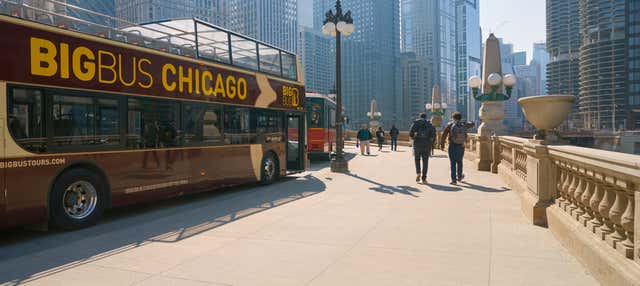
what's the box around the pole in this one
[330,0,348,173]
[336,30,343,157]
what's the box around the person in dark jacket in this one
[409,113,436,183]
[356,124,373,155]
[375,127,385,151]
[389,125,399,151]
[441,112,475,185]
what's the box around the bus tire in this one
[260,153,279,185]
[49,168,107,230]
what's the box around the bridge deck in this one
[0,147,598,285]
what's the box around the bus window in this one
[182,103,223,146]
[224,107,255,144]
[51,95,120,148]
[8,88,45,152]
[308,102,323,128]
[281,52,297,80]
[255,110,284,143]
[127,98,179,149]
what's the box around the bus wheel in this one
[260,153,279,185]
[50,169,106,230]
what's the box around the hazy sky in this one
[480,0,546,62]
[298,0,546,62]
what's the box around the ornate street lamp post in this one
[425,85,447,128]
[366,98,382,132]
[466,33,517,171]
[323,0,354,173]
[467,34,517,137]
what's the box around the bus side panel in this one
[95,150,182,207]
[2,155,94,228]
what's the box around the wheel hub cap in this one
[62,181,98,220]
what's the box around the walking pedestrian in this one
[409,113,436,184]
[389,125,399,151]
[440,112,475,185]
[376,127,385,151]
[356,124,372,155]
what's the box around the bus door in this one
[286,113,304,172]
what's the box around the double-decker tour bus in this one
[0,0,305,230]
[306,93,336,160]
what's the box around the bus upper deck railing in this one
[0,0,298,80]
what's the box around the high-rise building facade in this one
[546,0,581,128]
[314,0,401,128]
[629,0,640,129]
[512,51,527,66]
[299,25,335,95]
[401,53,431,128]
[225,0,298,53]
[67,0,115,26]
[579,0,638,130]
[497,38,525,132]
[400,0,457,127]
[115,0,223,26]
[579,0,625,130]
[532,42,549,94]
[455,0,481,122]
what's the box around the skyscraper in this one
[455,0,481,122]
[579,0,639,130]
[498,38,526,132]
[401,53,431,128]
[225,0,298,53]
[115,0,224,26]
[546,0,581,128]
[628,1,640,129]
[314,0,401,128]
[512,51,527,66]
[400,0,457,126]
[532,42,549,95]
[299,25,335,95]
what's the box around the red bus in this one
[306,93,336,160]
[0,1,306,230]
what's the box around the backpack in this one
[450,122,467,145]
[415,121,430,139]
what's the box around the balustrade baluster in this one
[573,172,586,219]
[597,185,616,240]
[608,187,628,248]
[588,181,605,233]
[567,169,580,213]
[556,167,566,207]
[579,178,595,226]
[620,191,635,258]
[561,165,573,210]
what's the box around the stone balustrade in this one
[549,146,639,260]
[464,135,640,285]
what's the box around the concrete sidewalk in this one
[0,146,598,286]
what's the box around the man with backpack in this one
[389,125,399,151]
[440,112,475,185]
[409,113,436,184]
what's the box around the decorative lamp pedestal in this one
[330,156,349,173]
[476,101,505,171]
[478,101,505,137]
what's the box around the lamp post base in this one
[330,155,349,173]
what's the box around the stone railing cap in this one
[548,145,640,182]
